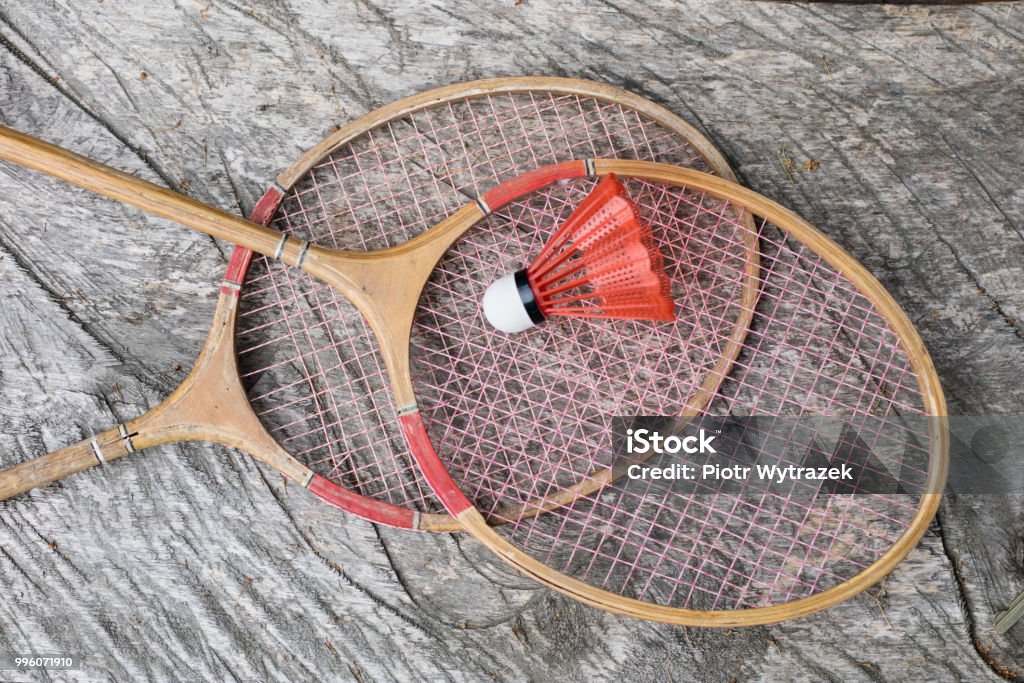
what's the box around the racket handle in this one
[0,126,289,263]
[0,426,129,500]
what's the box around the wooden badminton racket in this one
[0,120,946,624]
[0,77,757,533]
[403,159,948,625]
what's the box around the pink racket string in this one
[408,176,935,610]
[230,92,711,516]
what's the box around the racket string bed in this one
[413,180,752,510]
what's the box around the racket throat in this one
[128,293,314,487]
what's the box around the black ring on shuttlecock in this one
[514,269,545,325]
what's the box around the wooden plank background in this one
[0,2,1021,680]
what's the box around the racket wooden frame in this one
[0,77,758,534]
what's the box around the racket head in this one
[223,78,757,531]
[399,159,947,625]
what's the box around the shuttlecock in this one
[483,174,675,334]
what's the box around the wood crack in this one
[0,19,180,191]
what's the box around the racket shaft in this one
[0,426,128,500]
[0,126,288,263]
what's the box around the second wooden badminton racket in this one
[0,78,758,532]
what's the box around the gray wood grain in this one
[0,1,1021,681]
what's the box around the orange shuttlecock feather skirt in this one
[526,174,675,322]
[481,173,676,333]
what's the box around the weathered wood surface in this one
[0,2,1021,681]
